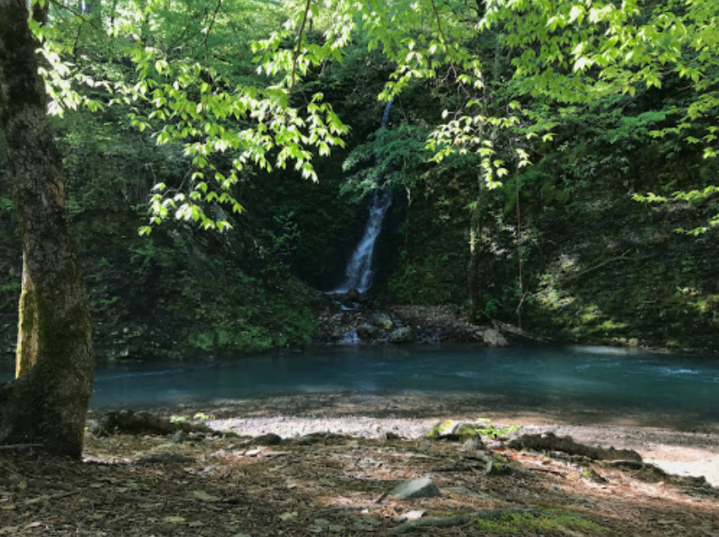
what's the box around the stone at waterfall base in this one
[389,476,442,499]
[371,312,394,330]
[357,323,379,339]
[315,304,516,346]
[389,327,414,344]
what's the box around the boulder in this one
[389,477,441,499]
[356,323,379,339]
[482,328,509,347]
[389,327,414,344]
[371,313,394,330]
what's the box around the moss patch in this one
[473,510,610,534]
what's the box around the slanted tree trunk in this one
[0,0,95,457]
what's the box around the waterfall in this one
[333,101,393,294]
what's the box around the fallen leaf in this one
[279,511,298,521]
[193,490,220,502]
[0,506,16,511]
[17,481,27,490]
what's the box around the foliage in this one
[1,0,717,357]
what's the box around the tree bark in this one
[0,0,95,457]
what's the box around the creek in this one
[3,345,716,424]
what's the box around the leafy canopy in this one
[33,0,719,230]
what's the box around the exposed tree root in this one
[390,509,541,534]
[508,432,642,461]
[91,410,213,436]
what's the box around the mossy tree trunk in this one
[0,0,95,457]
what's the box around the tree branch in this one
[47,0,96,27]
[200,0,223,53]
[288,0,312,101]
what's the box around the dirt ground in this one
[1,394,718,536]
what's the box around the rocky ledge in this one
[314,303,510,347]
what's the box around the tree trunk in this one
[0,0,95,458]
[467,184,484,321]
[467,225,481,320]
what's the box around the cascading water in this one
[332,101,393,294]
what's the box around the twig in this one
[431,464,479,472]
[200,0,223,51]
[48,0,97,27]
[430,0,456,78]
[25,490,79,505]
[527,467,566,478]
[430,0,471,98]
[0,444,43,451]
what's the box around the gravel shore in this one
[137,392,719,487]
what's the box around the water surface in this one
[2,346,717,424]
[1,346,714,420]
